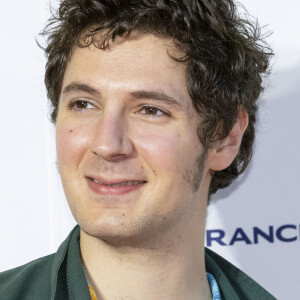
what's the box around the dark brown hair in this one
[41,0,272,201]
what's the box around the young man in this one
[0,0,275,299]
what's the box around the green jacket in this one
[0,226,276,299]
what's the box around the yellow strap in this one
[88,284,98,300]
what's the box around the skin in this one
[56,32,248,300]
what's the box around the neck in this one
[80,220,211,300]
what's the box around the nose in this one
[90,110,134,162]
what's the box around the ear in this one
[207,109,249,171]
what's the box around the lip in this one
[86,176,147,196]
[86,175,147,185]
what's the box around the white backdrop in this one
[0,1,299,299]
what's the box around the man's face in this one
[56,32,210,244]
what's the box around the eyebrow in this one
[129,90,184,110]
[62,82,100,97]
[61,81,184,110]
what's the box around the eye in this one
[139,106,167,118]
[68,99,96,111]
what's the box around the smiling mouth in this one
[86,177,147,196]
[87,177,147,187]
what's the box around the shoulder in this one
[0,253,55,299]
[205,248,276,300]
[0,226,79,300]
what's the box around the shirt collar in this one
[51,225,90,300]
[50,225,274,300]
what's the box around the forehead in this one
[62,32,191,109]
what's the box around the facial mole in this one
[122,213,125,216]
[69,129,73,133]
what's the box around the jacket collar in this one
[51,225,90,300]
[50,225,275,300]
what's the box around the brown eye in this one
[69,100,95,111]
[145,107,159,115]
[74,100,88,109]
[140,106,165,117]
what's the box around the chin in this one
[78,217,159,248]
[79,218,133,241]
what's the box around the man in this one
[0,0,275,299]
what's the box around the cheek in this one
[133,129,186,173]
[56,120,91,168]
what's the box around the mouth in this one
[86,176,147,196]
[89,177,146,187]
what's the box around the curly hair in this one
[41,0,272,202]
